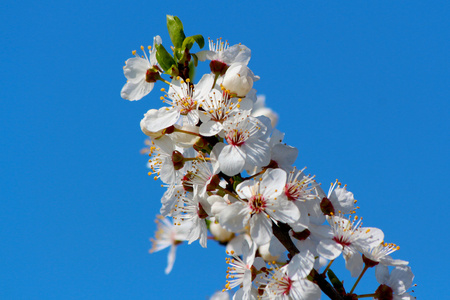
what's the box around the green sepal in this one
[155,44,176,72]
[191,53,199,67]
[232,175,244,191]
[166,64,179,77]
[205,219,211,230]
[166,15,185,48]
[327,269,345,294]
[182,34,205,50]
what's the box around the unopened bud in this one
[209,222,234,243]
[222,63,258,97]
[172,150,185,170]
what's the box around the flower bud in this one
[209,222,234,243]
[258,243,280,262]
[209,60,229,76]
[222,63,258,97]
[171,150,185,170]
[170,124,200,148]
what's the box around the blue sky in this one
[1,1,449,299]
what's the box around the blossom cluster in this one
[122,16,415,300]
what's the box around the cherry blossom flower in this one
[196,38,252,76]
[374,265,415,300]
[258,250,321,300]
[317,214,384,277]
[121,36,162,101]
[218,169,300,245]
[222,63,259,97]
[172,192,209,248]
[149,216,190,274]
[214,115,271,176]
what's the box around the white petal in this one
[141,106,179,132]
[317,239,343,260]
[249,213,272,245]
[288,250,315,280]
[375,264,390,284]
[164,245,177,274]
[344,249,364,277]
[271,144,298,169]
[195,50,217,62]
[121,79,154,101]
[261,169,286,198]
[199,120,223,136]
[218,202,249,232]
[218,145,246,176]
[235,179,256,200]
[269,199,300,223]
[123,57,149,82]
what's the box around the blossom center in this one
[333,236,351,247]
[284,183,302,201]
[226,129,246,146]
[280,277,293,295]
[177,96,196,115]
[249,194,266,214]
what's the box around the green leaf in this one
[327,269,345,294]
[182,34,205,50]
[166,15,185,48]
[188,60,196,82]
[174,48,184,62]
[232,175,244,191]
[155,44,176,72]
[191,53,199,67]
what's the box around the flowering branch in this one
[121,15,416,300]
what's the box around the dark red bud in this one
[163,125,175,134]
[145,68,160,83]
[172,150,185,170]
[292,229,311,241]
[206,174,221,191]
[182,172,194,192]
[362,254,380,268]
[374,284,394,300]
[197,203,208,219]
[320,197,335,216]
[209,60,229,76]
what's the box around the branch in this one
[272,222,346,300]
